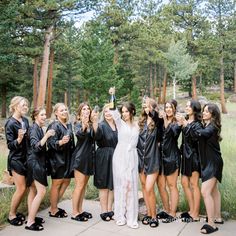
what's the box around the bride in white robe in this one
[111,102,139,229]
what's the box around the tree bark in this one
[153,63,157,98]
[64,91,68,107]
[33,57,39,109]
[192,74,197,99]
[234,61,236,93]
[1,83,7,118]
[37,26,53,107]
[149,63,153,97]
[46,49,54,118]
[162,68,167,104]
[219,44,227,114]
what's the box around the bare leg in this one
[181,175,193,214]
[27,183,36,214]
[27,181,46,226]
[189,171,200,219]
[157,174,170,213]
[212,182,222,221]
[58,178,70,200]
[49,179,63,214]
[99,189,108,213]
[139,172,149,215]
[145,172,158,219]
[72,170,89,217]
[201,178,217,228]
[9,171,26,220]
[107,190,114,212]
[166,170,179,217]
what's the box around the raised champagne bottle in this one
[109,92,116,110]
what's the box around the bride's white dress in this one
[111,110,139,228]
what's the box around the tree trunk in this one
[33,57,39,109]
[1,83,7,118]
[162,68,167,104]
[153,63,157,98]
[219,45,227,114]
[64,91,68,107]
[37,26,53,107]
[173,76,176,99]
[149,63,153,97]
[192,74,197,99]
[46,49,54,118]
[234,61,236,93]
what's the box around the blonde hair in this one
[53,103,69,122]
[100,103,112,122]
[9,96,29,115]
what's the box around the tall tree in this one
[164,39,198,99]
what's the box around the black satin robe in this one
[137,110,163,175]
[94,121,118,190]
[47,121,75,179]
[161,123,181,176]
[181,121,202,177]
[71,122,95,176]
[27,123,48,187]
[191,123,223,183]
[5,116,29,176]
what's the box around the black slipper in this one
[16,213,26,221]
[142,215,151,225]
[25,216,45,224]
[25,222,44,231]
[162,215,176,223]
[71,213,88,222]
[100,212,110,221]
[107,211,114,220]
[149,218,159,228]
[156,211,170,219]
[201,224,218,234]
[214,219,224,224]
[180,212,191,219]
[205,217,224,224]
[49,209,68,218]
[82,211,92,219]
[8,217,23,226]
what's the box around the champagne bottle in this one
[109,92,116,110]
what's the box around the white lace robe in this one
[111,110,139,226]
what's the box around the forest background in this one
[0,0,236,226]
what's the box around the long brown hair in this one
[203,103,222,141]
[138,98,157,132]
[76,102,92,123]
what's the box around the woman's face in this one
[165,102,174,117]
[16,100,28,116]
[80,105,90,119]
[55,105,68,121]
[185,101,193,116]
[202,106,212,122]
[122,106,131,122]
[104,107,113,121]
[35,109,46,127]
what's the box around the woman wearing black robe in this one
[158,100,181,223]
[176,100,202,222]
[26,107,55,231]
[191,103,223,234]
[71,102,97,222]
[5,96,29,226]
[47,103,75,218]
[137,98,162,227]
[94,104,118,221]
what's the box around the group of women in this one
[5,90,223,234]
